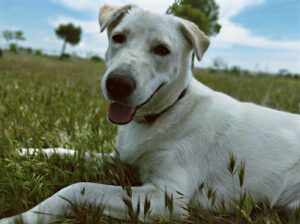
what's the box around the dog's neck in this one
[135,87,187,124]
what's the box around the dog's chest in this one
[114,98,204,165]
[115,122,167,164]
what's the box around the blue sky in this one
[0,0,299,73]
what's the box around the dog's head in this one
[99,4,209,125]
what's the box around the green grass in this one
[0,52,299,223]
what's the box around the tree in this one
[14,30,25,52]
[14,30,25,42]
[212,57,228,71]
[2,30,25,53]
[55,23,82,60]
[167,0,221,68]
[2,30,13,45]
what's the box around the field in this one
[0,52,300,223]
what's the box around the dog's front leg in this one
[0,183,188,224]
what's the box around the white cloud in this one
[212,0,300,50]
[0,25,21,31]
[131,0,174,13]
[51,0,100,11]
[211,19,300,50]
[42,36,51,42]
[49,16,100,34]
[78,41,86,49]
[216,0,265,19]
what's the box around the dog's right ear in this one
[179,20,210,61]
[99,4,136,32]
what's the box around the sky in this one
[0,0,300,74]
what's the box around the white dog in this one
[1,4,300,223]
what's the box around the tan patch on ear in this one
[179,20,210,61]
[99,5,118,28]
[99,4,136,32]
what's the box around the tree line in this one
[2,30,25,53]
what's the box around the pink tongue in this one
[108,103,135,125]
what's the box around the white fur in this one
[1,5,300,224]
[18,148,115,160]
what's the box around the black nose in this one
[106,74,136,99]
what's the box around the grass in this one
[0,52,300,223]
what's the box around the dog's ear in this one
[179,20,210,61]
[99,4,136,32]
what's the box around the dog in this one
[1,4,300,224]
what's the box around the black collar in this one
[142,88,187,123]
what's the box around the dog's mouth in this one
[108,83,164,125]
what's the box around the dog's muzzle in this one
[106,72,136,100]
[105,68,137,125]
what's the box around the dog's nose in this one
[106,74,136,99]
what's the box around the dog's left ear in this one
[99,4,136,32]
[179,20,210,61]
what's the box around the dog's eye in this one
[152,45,170,56]
[112,34,126,44]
